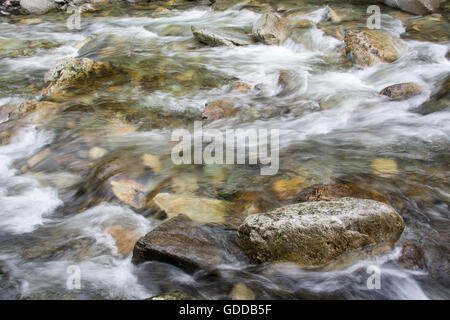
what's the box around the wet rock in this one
[251,12,289,45]
[404,14,449,42]
[106,225,141,257]
[148,289,196,300]
[230,283,256,300]
[344,29,401,66]
[416,75,449,115]
[192,26,253,47]
[42,57,113,97]
[297,184,388,203]
[26,148,52,169]
[152,193,228,224]
[231,80,252,93]
[398,242,425,270]
[0,101,58,123]
[171,174,198,194]
[88,146,108,160]
[20,0,56,14]
[0,131,11,145]
[287,100,321,117]
[277,70,302,96]
[132,215,249,272]
[110,179,146,209]
[238,198,405,266]
[378,0,440,16]
[371,158,399,178]
[202,98,237,122]
[380,82,422,100]
[141,153,163,173]
[272,177,307,200]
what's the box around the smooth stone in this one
[192,26,253,47]
[379,82,422,100]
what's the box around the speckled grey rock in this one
[20,0,57,14]
[378,0,440,16]
[238,197,405,267]
[192,26,253,47]
[251,12,289,45]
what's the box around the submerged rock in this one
[230,283,256,300]
[344,29,401,66]
[272,177,307,200]
[380,82,422,100]
[192,26,253,46]
[106,225,141,257]
[251,12,289,45]
[152,193,228,224]
[416,75,449,115]
[202,98,238,122]
[399,242,426,270]
[238,198,405,267]
[110,179,146,209]
[42,57,113,97]
[371,158,399,178]
[0,101,58,123]
[297,184,387,203]
[378,0,440,16]
[132,215,249,272]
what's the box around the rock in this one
[132,215,249,272]
[251,12,289,45]
[344,29,401,66]
[238,198,405,266]
[277,70,302,96]
[0,101,58,123]
[417,75,449,115]
[171,174,198,194]
[272,177,307,200]
[20,0,57,14]
[42,57,112,97]
[106,225,141,257]
[26,148,52,169]
[191,26,253,47]
[152,193,228,224]
[230,283,256,300]
[378,0,440,16]
[404,14,448,42]
[141,153,163,173]
[380,82,422,100]
[398,242,425,270]
[231,80,252,93]
[0,131,11,145]
[88,146,107,160]
[110,179,146,209]
[371,158,399,177]
[148,289,196,300]
[202,98,237,122]
[297,184,387,203]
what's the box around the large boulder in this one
[378,0,440,16]
[132,215,249,272]
[42,57,112,97]
[344,29,402,66]
[192,26,253,47]
[20,0,57,14]
[251,12,289,45]
[238,198,405,267]
[379,82,422,100]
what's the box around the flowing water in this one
[0,1,449,299]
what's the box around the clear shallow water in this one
[0,1,449,299]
